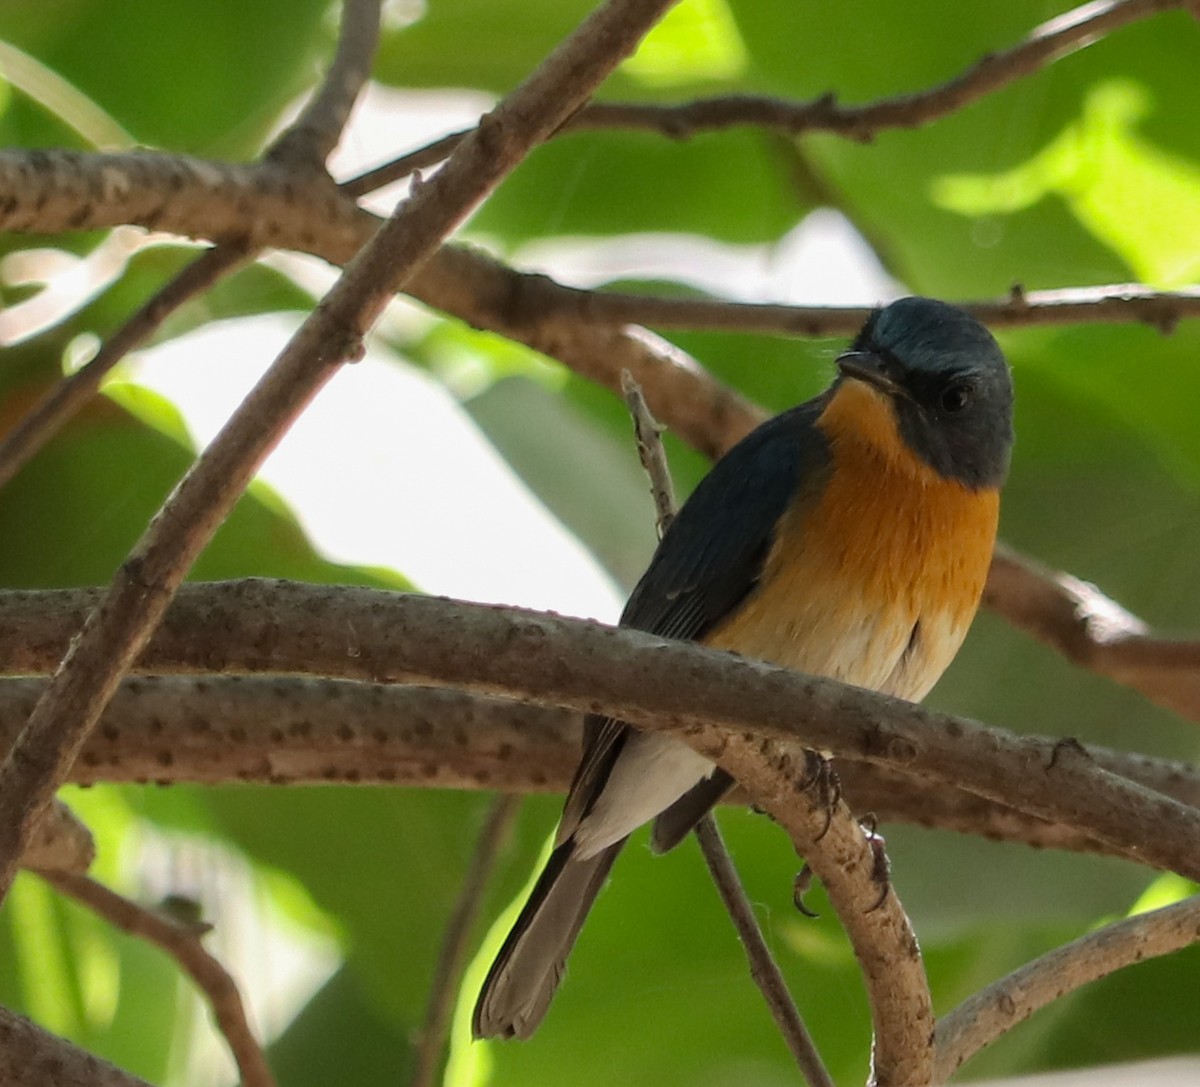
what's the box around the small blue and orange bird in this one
[473,296,1013,1039]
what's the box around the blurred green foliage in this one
[1,0,1199,1084]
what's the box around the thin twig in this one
[933,893,1200,1080]
[621,373,832,1082]
[574,0,1187,141]
[478,280,1200,339]
[696,814,837,1087]
[0,0,382,493]
[39,870,275,1087]
[0,0,683,903]
[412,794,521,1087]
[0,243,250,492]
[341,130,469,196]
[268,0,383,167]
[621,369,676,537]
[349,0,1185,186]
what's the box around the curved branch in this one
[934,894,1200,1080]
[40,871,275,1087]
[984,544,1200,722]
[0,581,1198,881]
[0,0,684,903]
[352,0,1187,183]
[576,0,1188,141]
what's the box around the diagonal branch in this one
[412,794,520,1087]
[0,0,684,903]
[622,376,838,1084]
[575,0,1189,141]
[267,0,383,168]
[695,814,837,1087]
[934,893,1200,1080]
[0,0,382,492]
[0,243,251,491]
[984,544,1200,722]
[40,870,275,1087]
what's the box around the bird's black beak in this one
[835,351,909,401]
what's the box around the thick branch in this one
[0,675,1189,860]
[934,894,1200,1080]
[0,0,682,903]
[0,1005,151,1087]
[0,581,1197,881]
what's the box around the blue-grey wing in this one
[560,397,832,843]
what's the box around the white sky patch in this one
[124,313,624,621]
[513,207,901,305]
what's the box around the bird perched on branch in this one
[473,296,1014,1040]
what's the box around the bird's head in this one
[835,296,1013,490]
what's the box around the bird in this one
[472,296,1014,1040]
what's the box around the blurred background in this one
[0,0,1198,1083]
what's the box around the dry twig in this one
[413,795,521,1087]
[621,374,835,1085]
[934,893,1200,1079]
[353,0,1187,183]
[696,815,837,1087]
[40,871,274,1087]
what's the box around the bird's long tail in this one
[472,838,623,1039]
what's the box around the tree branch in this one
[984,544,1200,723]
[934,893,1200,1080]
[39,871,275,1087]
[622,377,839,1083]
[0,0,382,492]
[1,581,1195,879]
[0,674,1189,861]
[351,0,1188,183]
[0,243,251,491]
[267,0,383,168]
[695,814,836,1087]
[0,0,683,903]
[412,794,520,1087]
[576,0,1190,141]
[0,1005,152,1087]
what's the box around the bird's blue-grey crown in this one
[843,296,1013,490]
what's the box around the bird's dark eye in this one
[939,383,972,413]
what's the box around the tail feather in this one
[472,838,623,1039]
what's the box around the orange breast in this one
[706,381,999,701]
